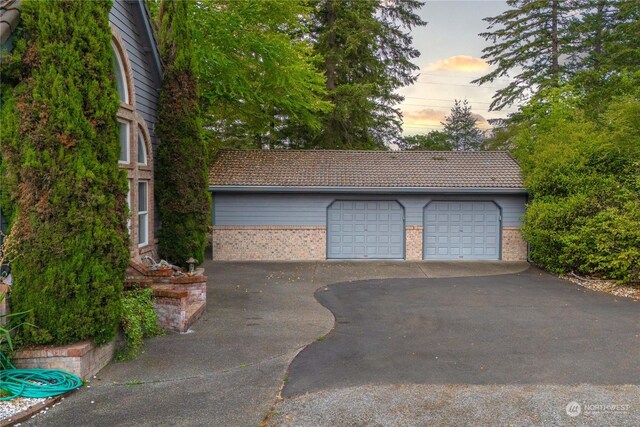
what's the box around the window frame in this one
[112,40,130,104]
[137,129,148,165]
[118,120,130,164]
[137,181,149,247]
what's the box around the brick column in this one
[502,227,528,261]
[405,226,423,260]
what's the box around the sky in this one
[400,0,518,135]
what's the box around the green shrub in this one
[0,0,129,345]
[117,287,163,361]
[516,87,640,283]
[154,0,210,268]
[561,202,640,282]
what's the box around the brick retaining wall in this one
[13,340,115,380]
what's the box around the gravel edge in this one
[0,395,64,427]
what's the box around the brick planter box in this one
[126,262,207,333]
[12,339,116,380]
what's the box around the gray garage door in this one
[424,201,500,260]
[328,201,404,259]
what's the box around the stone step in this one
[183,300,206,331]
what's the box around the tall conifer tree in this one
[472,0,572,111]
[297,0,426,149]
[0,0,129,345]
[155,0,211,267]
[441,100,484,151]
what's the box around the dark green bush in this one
[516,87,640,283]
[0,0,130,345]
[154,0,210,268]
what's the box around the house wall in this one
[213,193,526,227]
[110,0,162,237]
[211,192,528,261]
[110,1,161,149]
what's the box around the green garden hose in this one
[0,352,83,401]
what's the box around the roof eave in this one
[208,185,528,195]
[135,0,163,79]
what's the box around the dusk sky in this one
[400,0,519,134]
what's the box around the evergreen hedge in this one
[0,0,129,345]
[155,0,210,268]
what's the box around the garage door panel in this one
[328,201,404,259]
[424,201,500,260]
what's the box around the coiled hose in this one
[0,352,83,401]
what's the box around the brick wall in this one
[502,227,528,261]
[13,340,116,380]
[211,224,527,261]
[405,226,423,260]
[212,226,326,261]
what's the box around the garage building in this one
[209,150,528,261]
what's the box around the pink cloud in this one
[403,108,447,125]
[425,55,489,72]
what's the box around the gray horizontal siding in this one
[213,193,526,228]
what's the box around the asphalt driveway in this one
[271,268,640,426]
[32,260,522,426]
[23,260,639,426]
[283,269,640,397]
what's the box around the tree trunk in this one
[325,0,337,91]
[550,0,560,84]
[593,0,606,70]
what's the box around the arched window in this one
[112,29,153,259]
[112,41,129,104]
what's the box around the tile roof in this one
[209,150,525,190]
[0,0,21,46]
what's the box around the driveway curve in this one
[284,268,640,398]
